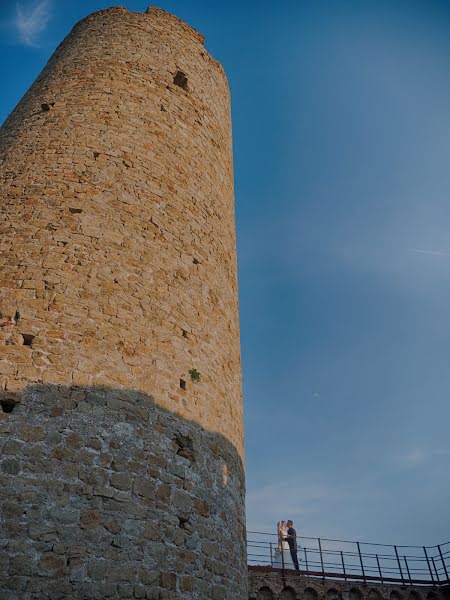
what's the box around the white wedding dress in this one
[272,525,295,569]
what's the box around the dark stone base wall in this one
[0,385,247,599]
[249,570,450,600]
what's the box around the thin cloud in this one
[15,0,52,47]
[408,248,450,257]
[398,447,450,468]
[245,480,357,535]
[399,448,428,466]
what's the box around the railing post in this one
[424,546,435,584]
[341,551,347,581]
[304,547,309,575]
[376,554,384,584]
[438,545,449,582]
[394,545,405,585]
[282,541,285,571]
[431,557,439,583]
[404,555,412,585]
[357,541,366,584]
[318,538,325,580]
[270,542,273,567]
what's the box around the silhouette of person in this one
[286,519,300,570]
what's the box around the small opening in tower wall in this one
[180,379,186,390]
[22,334,35,347]
[69,207,82,214]
[178,515,190,529]
[0,398,17,414]
[173,70,188,90]
[175,435,195,461]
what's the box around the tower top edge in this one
[145,6,205,45]
[74,5,228,83]
[78,5,205,45]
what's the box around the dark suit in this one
[286,527,299,570]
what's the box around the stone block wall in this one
[0,386,246,599]
[0,5,243,456]
[0,6,246,598]
[248,570,450,600]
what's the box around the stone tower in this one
[0,6,246,599]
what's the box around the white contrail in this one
[408,248,450,257]
[16,0,52,47]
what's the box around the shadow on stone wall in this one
[0,384,247,600]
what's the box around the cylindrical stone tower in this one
[0,6,245,599]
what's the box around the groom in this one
[285,520,300,570]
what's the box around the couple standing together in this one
[274,520,300,570]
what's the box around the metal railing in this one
[247,532,450,586]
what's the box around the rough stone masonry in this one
[0,6,246,599]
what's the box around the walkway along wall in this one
[0,6,246,599]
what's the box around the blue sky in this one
[1,0,450,546]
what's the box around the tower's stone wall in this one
[0,386,246,599]
[0,5,242,456]
[0,6,246,599]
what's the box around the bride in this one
[272,521,295,569]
